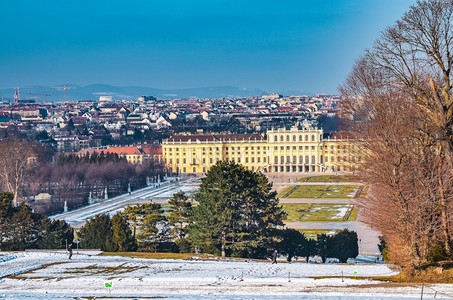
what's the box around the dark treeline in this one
[78,204,358,263]
[0,192,73,251]
[56,152,127,165]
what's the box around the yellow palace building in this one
[162,122,362,174]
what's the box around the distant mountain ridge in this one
[0,84,274,102]
[0,84,314,102]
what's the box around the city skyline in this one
[1,0,417,95]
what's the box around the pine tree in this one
[108,213,137,252]
[78,214,112,251]
[38,217,73,249]
[168,191,192,239]
[331,229,359,263]
[188,161,286,258]
[1,203,42,250]
[277,228,308,262]
[316,233,334,263]
[122,203,167,251]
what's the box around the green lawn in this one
[278,185,359,198]
[297,229,340,240]
[298,175,357,183]
[281,203,359,222]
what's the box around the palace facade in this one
[162,122,362,174]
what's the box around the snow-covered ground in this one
[1,251,452,299]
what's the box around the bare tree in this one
[341,0,453,265]
[0,138,39,206]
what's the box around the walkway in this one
[51,177,200,228]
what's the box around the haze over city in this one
[1,0,416,95]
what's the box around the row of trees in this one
[0,192,73,250]
[56,152,127,165]
[77,161,358,262]
[340,0,453,267]
[279,228,358,263]
[0,137,166,214]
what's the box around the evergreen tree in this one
[35,130,50,141]
[331,229,359,263]
[316,233,334,263]
[277,228,308,262]
[1,203,42,250]
[0,192,14,220]
[122,203,168,251]
[78,214,113,251]
[188,161,286,258]
[38,218,73,249]
[133,128,144,141]
[303,238,317,263]
[108,213,137,252]
[0,194,72,251]
[67,119,75,131]
[168,191,192,239]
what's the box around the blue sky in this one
[0,0,417,94]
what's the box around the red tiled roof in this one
[76,146,142,156]
[106,147,142,155]
[143,147,162,155]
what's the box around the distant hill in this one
[0,84,271,102]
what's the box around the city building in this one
[162,122,362,174]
